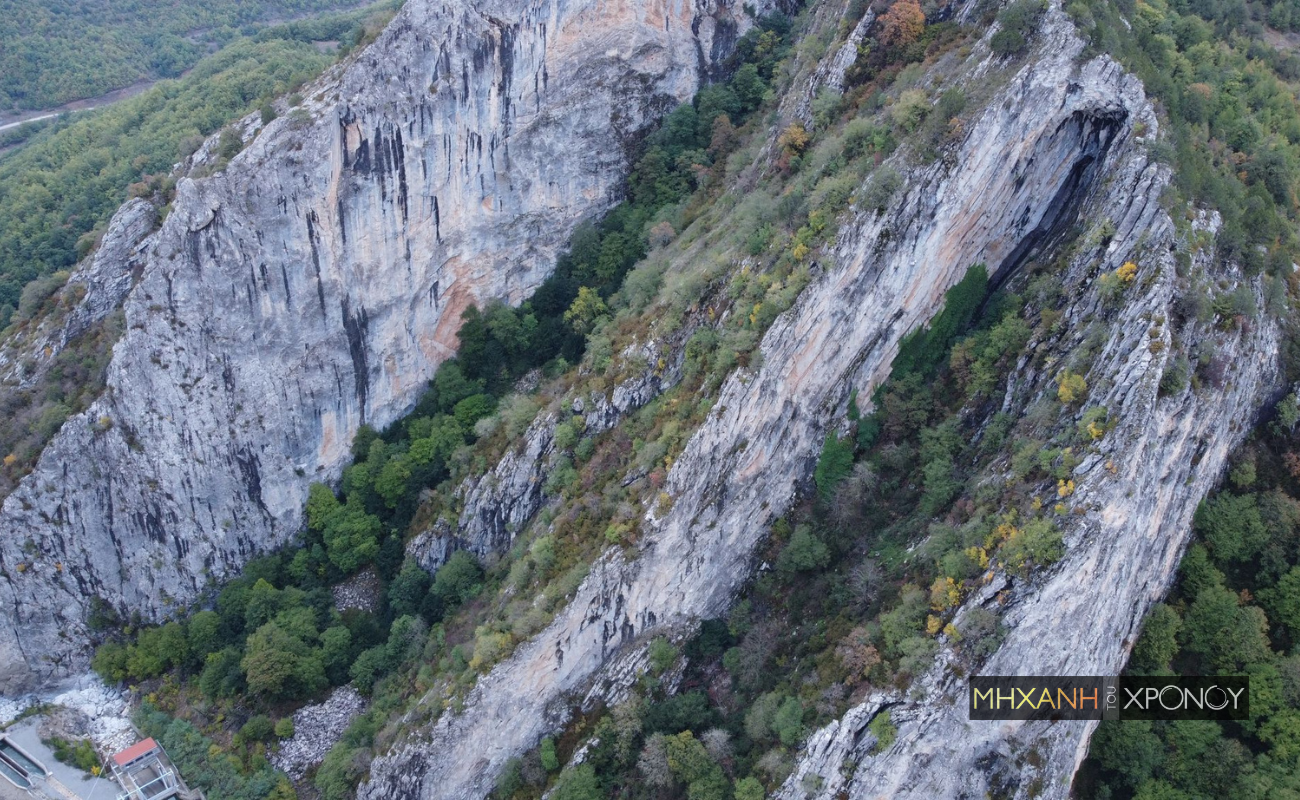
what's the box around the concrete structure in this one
[109,739,184,800]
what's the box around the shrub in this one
[217,128,243,160]
[1159,354,1190,397]
[991,0,1046,56]
[776,525,831,574]
[45,736,100,774]
[868,711,897,751]
[274,718,295,739]
[1057,371,1088,405]
[1000,518,1064,575]
[890,89,930,131]
[860,167,902,213]
[648,637,677,675]
[240,715,275,743]
[540,737,560,772]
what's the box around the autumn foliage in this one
[880,0,926,50]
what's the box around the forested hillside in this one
[0,0,368,112]
[0,2,400,329]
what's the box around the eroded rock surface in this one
[777,10,1281,800]
[0,0,769,691]
[358,5,1179,798]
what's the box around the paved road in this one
[0,112,60,134]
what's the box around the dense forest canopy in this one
[0,0,369,112]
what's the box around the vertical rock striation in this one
[0,0,768,691]
[359,7,1178,798]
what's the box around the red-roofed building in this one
[109,738,188,800]
[111,738,159,769]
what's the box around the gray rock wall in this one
[0,0,765,691]
[357,5,1190,797]
[778,9,1281,800]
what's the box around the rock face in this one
[0,0,769,691]
[358,6,1193,799]
[776,11,1281,800]
[406,338,678,572]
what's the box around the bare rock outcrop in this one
[0,0,769,691]
[777,10,1281,800]
[358,5,1184,798]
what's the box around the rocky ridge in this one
[406,337,680,572]
[0,198,156,392]
[357,3,1177,797]
[0,0,770,691]
[776,9,1282,800]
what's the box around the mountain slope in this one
[354,3,1288,798]
[0,0,767,691]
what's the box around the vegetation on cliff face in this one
[87,15,807,799]
[1058,0,1300,795]
[58,0,1300,798]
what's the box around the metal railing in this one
[115,765,178,800]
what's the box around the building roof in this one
[111,738,158,768]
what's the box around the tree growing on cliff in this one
[879,0,926,50]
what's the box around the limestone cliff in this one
[356,3,1255,798]
[777,10,1281,800]
[0,0,767,691]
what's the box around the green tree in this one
[1263,566,1300,637]
[772,697,805,746]
[1180,585,1272,672]
[320,625,354,685]
[732,63,765,111]
[776,525,830,575]
[734,776,765,800]
[1130,603,1181,673]
[322,499,383,573]
[665,732,729,800]
[374,455,412,509]
[432,550,484,607]
[389,559,433,618]
[563,286,609,334]
[1259,710,1300,767]
[540,737,560,772]
[813,433,854,499]
[127,622,188,679]
[240,715,274,743]
[551,764,602,800]
[198,647,245,699]
[186,610,224,665]
[348,646,389,694]
[91,642,129,683]
[1090,720,1164,789]
[241,621,326,701]
[1194,493,1268,563]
